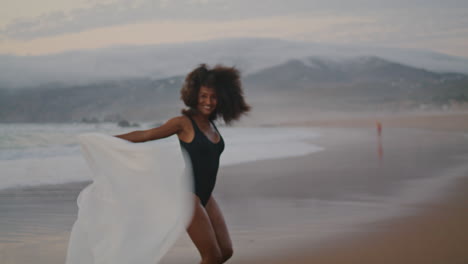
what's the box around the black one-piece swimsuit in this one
[179,115,225,207]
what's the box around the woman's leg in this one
[205,196,233,263]
[187,195,223,264]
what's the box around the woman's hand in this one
[114,117,183,143]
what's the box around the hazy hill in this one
[247,56,448,86]
[1,56,467,123]
[0,77,184,123]
[1,38,468,89]
[245,56,468,111]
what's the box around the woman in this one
[115,64,250,264]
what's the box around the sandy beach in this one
[266,176,468,264]
[265,112,468,264]
[1,112,467,264]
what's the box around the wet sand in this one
[261,177,468,264]
[262,112,468,264]
[280,111,468,132]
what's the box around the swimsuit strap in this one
[187,115,222,141]
[210,120,221,134]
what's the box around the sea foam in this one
[0,124,322,190]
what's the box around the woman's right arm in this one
[114,116,184,143]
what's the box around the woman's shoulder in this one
[167,115,192,130]
[172,114,191,123]
[169,115,195,142]
[165,114,188,122]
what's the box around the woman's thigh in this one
[186,195,221,259]
[204,196,233,253]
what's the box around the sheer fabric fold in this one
[66,133,192,264]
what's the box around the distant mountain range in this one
[1,55,467,123]
[247,56,466,89]
[1,37,468,89]
[245,56,468,114]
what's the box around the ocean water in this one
[0,123,323,190]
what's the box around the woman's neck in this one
[192,111,210,123]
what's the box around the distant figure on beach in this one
[115,64,250,264]
[376,121,383,164]
[376,121,382,137]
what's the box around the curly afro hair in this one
[180,64,251,125]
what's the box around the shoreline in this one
[277,111,468,132]
[247,112,468,264]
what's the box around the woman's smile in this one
[197,86,217,116]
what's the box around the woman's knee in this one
[201,247,223,264]
[221,247,233,263]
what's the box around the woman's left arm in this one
[114,117,183,143]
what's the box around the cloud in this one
[0,0,467,59]
[7,0,450,40]
[0,0,231,40]
[0,15,373,55]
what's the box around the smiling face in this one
[197,86,217,117]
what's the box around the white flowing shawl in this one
[66,133,193,264]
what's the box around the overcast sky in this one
[1,0,467,57]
